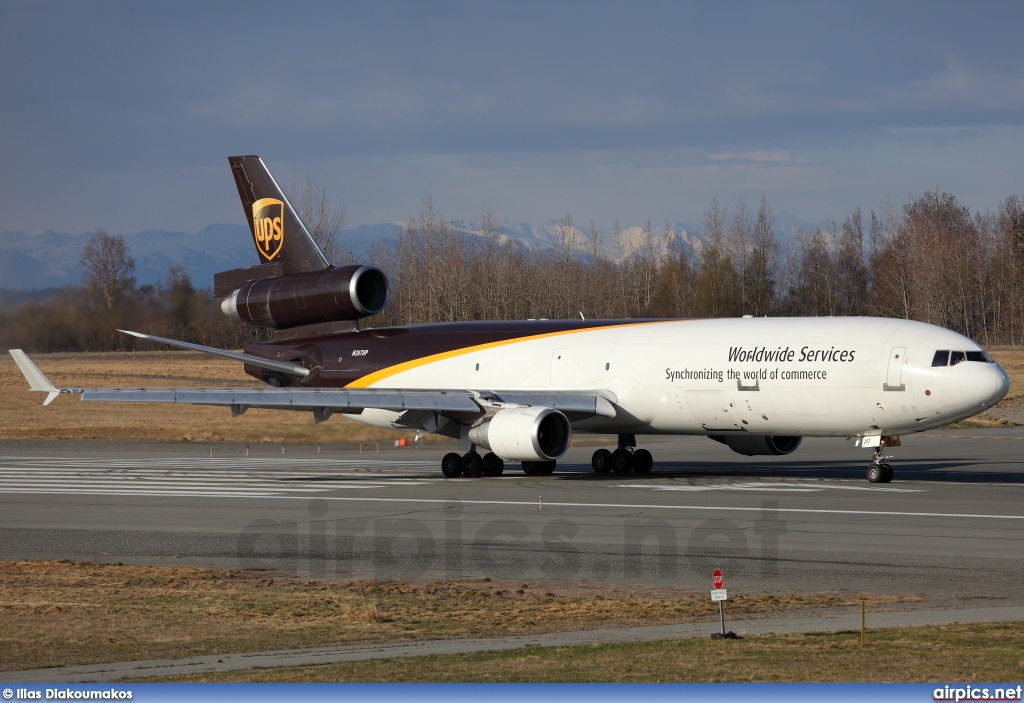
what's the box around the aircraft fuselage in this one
[243,316,1009,439]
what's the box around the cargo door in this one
[685,390,741,430]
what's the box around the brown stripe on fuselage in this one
[242,319,670,388]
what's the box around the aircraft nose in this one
[974,363,1010,407]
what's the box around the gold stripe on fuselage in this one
[344,319,674,388]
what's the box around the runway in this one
[1,430,1023,601]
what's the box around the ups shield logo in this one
[252,198,285,261]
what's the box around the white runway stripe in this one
[0,455,441,497]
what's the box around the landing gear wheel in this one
[462,452,483,478]
[630,448,653,474]
[538,460,556,475]
[867,441,897,484]
[441,452,463,478]
[592,449,613,473]
[612,448,632,473]
[482,452,504,477]
[521,461,540,475]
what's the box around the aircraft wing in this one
[7,349,617,421]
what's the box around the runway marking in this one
[272,495,1024,521]
[0,455,443,497]
[1,488,1022,522]
[276,496,1024,521]
[0,456,439,469]
[614,481,923,493]
[918,434,1024,441]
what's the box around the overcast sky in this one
[2,1,1022,235]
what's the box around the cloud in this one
[707,151,795,164]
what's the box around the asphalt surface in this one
[2,430,1023,599]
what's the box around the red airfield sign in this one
[713,569,723,589]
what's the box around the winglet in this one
[8,349,62,405]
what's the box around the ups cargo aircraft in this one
[9,156,1011,483]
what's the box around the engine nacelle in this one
[711,434,803,456]
[468,406,571,462]
[222,264,389,329]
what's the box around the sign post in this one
[710,569,736,639]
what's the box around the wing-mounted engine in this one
[468,406,571,462]
[219,264,389,330]
[710,434,802,456]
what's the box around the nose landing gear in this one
[867,460,893,483]
[866,438,897,483]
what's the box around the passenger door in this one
[884,347,906,391]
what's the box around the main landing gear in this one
[441,451,505,478]
[591,434,653,475]
[866,437,897,483]
[521,460,556,475]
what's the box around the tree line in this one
[0,230,265,353]
[2,188,1023,353]
[366,191,1024,348]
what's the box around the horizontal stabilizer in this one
[213,262,285,298]
[119,330,309,377]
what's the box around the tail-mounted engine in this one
[710,434,803,456]
[468,406,571,462]
[219,264,389,330]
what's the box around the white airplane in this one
[9,156,1010,483]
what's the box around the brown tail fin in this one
[228,155,330,275]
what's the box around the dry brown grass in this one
[155,622,1024,683]
[0,560,925,672]
[989,348,1024,405]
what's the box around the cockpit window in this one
[933,349,993,367]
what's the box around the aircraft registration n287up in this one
[9,156,1010,483]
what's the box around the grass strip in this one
[142,622,1024,683]
[1,560,922,672]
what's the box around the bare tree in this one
[627,218,660,315]
[868,198,914,320]
[836,208,868,315]
[746,194,779,316]
[292,176,347,265]
[653,220,693,317]
[556,213,577,265]
[789,226,835,315]
[164,262,194,298]
[729,198,751,311]
[80,230,136,309]
[163,261,196,328]
[693,198,737,317]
